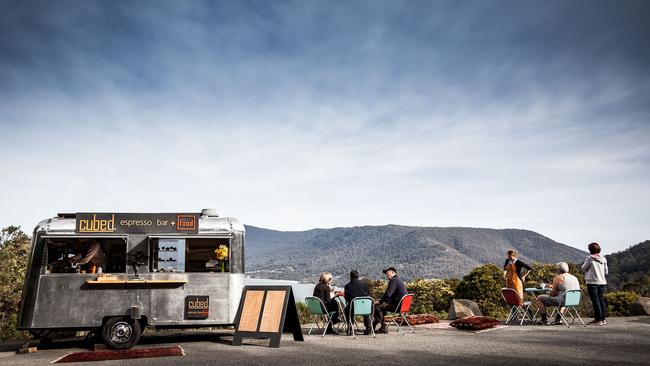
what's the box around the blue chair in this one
[556,289,586,327]
[305,296,338,337]
[348,297,375,339]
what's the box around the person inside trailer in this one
[68,239,105,273]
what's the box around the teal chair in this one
[556,289,586,327]
[305,296,337,337]
[348,296,375,339]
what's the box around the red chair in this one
[501,288,533,325]
[386,294,416,335]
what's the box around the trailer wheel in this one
[101,317,141,349]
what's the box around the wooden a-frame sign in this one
[232,285,304,348]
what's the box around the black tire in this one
[101,317,141,349]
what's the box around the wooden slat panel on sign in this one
[259,290,286,332]
[238,290,264,332]
[233,286,303,348]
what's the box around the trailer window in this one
[150,238,230,273]
[45,237,126,274]
[187,238,230,273]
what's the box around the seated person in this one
[313,271,342,334]
[373,266,407,334]
[344,270,373,335]
[68,239,105,273]
[535,262,580,325]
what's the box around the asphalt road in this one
[1,317,649,366]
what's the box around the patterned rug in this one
[52,346,185,363]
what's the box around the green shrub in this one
[454,264,508,319]
[0,313,29,342]
[363,278,387,301]
[604,291,640,317]
[295,301,313,324]
[0,226,30,341]
[406,278,455,314]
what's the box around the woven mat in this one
[51,346,185,363]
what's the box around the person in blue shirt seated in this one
[373,266,407,334]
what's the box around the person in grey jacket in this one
[581,242,608,326]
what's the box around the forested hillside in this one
[606,240,650,295]
[245,225,587,281]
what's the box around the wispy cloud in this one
[1,0,648,252]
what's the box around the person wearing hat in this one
[373,266,407,333]
[344,270,373,335]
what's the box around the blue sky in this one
[1,0,648,254]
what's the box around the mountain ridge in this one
[245,224,587,282]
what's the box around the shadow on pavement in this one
[139,331,234,346]
[631,316,650,325]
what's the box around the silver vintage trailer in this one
[17,209,245,349]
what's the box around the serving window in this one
[44,237,127,274]
[150,237,230,273]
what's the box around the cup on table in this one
[539,282,545,289]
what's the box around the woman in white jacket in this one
[581,242,608,326]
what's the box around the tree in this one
[0,226,30,341]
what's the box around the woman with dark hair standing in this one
[503,249,532,302]
[581,242,608,326]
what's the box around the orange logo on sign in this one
[177,215,196,231]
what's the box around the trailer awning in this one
[42,235,128,240]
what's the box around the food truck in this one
[17,209,245,349]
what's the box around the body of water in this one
[244,278,315,303]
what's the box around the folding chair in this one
[385,294,416,335]
[555,289,586,328]
[348,297,375,339]
[333,296,349,332]
[305,296,337,337]
[502,288,534,325]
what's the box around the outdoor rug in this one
[51,346,185,363]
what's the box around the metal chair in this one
[305,296,337,337]
[502,288,534,325]
[348,296,375,339]
[333,296,349,332]
[555,289,586,327]
[385,294,416,335]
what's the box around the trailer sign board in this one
[76,213,199,234]
[185,296,210,319]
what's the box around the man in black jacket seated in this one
[373,266,407,333]
[344,270,373,335]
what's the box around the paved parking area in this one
[1,317,649,366]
